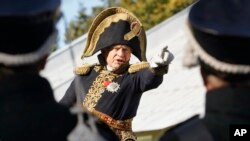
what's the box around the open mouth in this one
[115,59,125,64]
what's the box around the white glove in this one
[150,46,174,68]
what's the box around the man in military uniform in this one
[159,0,250,141]
[0,0,78,140]
[60,7,174,141]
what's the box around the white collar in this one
[106,65,117,72]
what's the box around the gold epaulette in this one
[128,61,150,73]
[74,64,97,75]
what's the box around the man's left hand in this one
[150,46,174,68]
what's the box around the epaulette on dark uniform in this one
[74,62,150,75]
[74,64,97,75]
[128,61,150,73]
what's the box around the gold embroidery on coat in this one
[82,67,136,141]
[83,69,118,111]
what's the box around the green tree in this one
[118,0,194,30]
[118,0,171,30]
[64,4,106,44]
[101,0,118,7]
[168,0,194,15]
[64,7,90,43]
[64,0,194,44]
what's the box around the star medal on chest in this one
[103,81,120,93]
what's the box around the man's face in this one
[105,45,132,70]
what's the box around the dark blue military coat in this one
[60,62,164,140]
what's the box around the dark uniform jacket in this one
[0,73,77,141]
[60,62,164,140]
[203,86,250,141]
[159,86,250,141]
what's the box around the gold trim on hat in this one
[81,7,147,61]
[124,21,141,41]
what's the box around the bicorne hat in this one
[185,0,250,74]
[81,7,147,61]
[0,0,61,66]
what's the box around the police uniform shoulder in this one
[74,64,98,75]
[128,61,150,73]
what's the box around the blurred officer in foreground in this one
[0,0,78,140]
[0,0,120,141]
[159,0,250,141]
